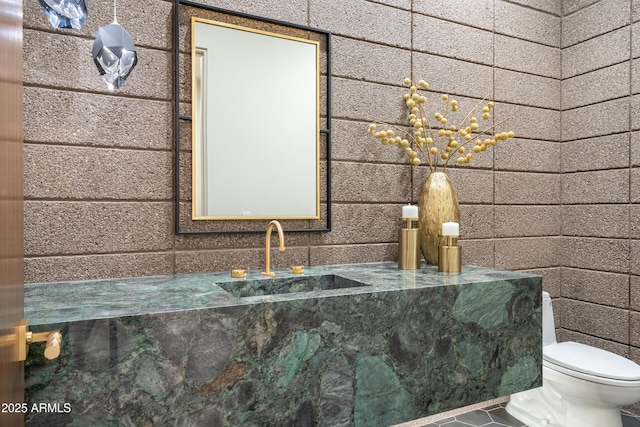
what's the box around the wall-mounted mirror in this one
[192,18,319,220]
[174,1,332,234]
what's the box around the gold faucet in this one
[262,220,285,276]
[0,319,62,361]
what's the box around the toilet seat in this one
[544,341,640,386]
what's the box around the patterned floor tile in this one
[419,402,640,427]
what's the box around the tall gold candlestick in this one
[399,217,420,270]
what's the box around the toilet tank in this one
[542,291,557,347]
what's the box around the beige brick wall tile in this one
[310,243,397,265]
[205,0,311,25]
[333,119,406,164]
[632,275,640,310]
[527,267,562,297]
[495,1,561,47]
[412,54,493,98]
[563,205,629,238]
[564,0,600,16]
[174,230,282,251]
[460,239,494,267]
[310,0,411,46]
[178,152,192,201]
[562,63,630,110]
[562,169,629,204]
[495,205,561,237]
[562,28,630,78]
[562,0,630,47]
[562,267,630,308]
[630,58,640,94]
[630,95,640,130]
[495,139,561,173]
[309,204,398,245]
[333,37,410,84]
[562,98,630,141]
[413,14,493,65]
[24,201,173,256]
[461,205,494,240]
[631,311,640,346]
[24,253,175,283]
[507,0,561,15]
[495,172,561,205]
[23,87,172,149]
[177,52,191,103]
[632,21,640,56]
[631,206,640,238]
[562,237,630,273]
[562,299,629,343]
[495,69,560,110]
[632,132,640,166]
[332,161,411,203]
[631,240,640,275]
[376,0,411,9]
[24,145,172,200]
[495,35,561,79]
[334,78,406,124]
[561,134,630,172]
[446,168,495,205]
[495,236,561,270]
[494,104,561,141]
[413,0,494,30]
[631,169,640,202]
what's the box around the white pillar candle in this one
[402,204,418,219]
[442,221,459,236]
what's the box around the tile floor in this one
[417,402,640,427]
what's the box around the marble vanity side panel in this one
[24,277,541,427]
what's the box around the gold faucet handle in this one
[0,319,63,361]
[231,269,247,278]
[44,331,62,360]
[27,329,63,360]
[290,265,304,274]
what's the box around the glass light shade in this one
[38,0,87,30]
[92,23,138,90]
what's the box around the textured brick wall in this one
[559,0,640,379]
[21,0,639,375]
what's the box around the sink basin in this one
[217,274,368,298]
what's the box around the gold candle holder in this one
[438,235,461,273]
[399,217,421,270]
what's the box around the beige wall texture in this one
[21,0,640,390]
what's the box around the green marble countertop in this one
[25,262,540,326]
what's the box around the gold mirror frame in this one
[174,1,332,234]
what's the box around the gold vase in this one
[418,171,460,264]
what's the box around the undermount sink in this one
[217,274,368,298]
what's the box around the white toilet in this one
[506,291,640,427]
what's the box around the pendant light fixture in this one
[91,0,138,90]
[38,0,88,29]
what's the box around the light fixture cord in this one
[113,0,117,23]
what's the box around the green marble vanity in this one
[24,262,542,426]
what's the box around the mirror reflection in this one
[191,18,320,220]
